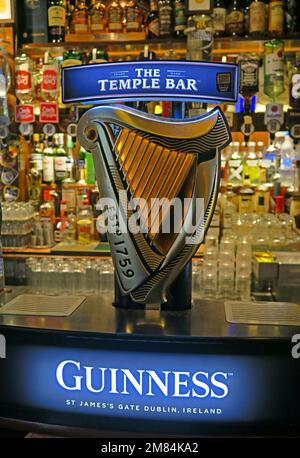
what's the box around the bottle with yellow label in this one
[268,0,285,37]
[48,0,66,43]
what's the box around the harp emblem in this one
[78,105,231,305]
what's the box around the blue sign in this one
[2,344,273,423]
[62,61,239,105]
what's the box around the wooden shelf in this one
[212,37,300,54]
[21,37,300,59]
[22,36,186,58]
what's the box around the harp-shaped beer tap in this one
[78,104,231,305]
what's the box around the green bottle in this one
[264,39,285,102]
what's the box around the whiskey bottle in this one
[173,0,186,38]
[48,0,66,43]
[249,0,266,37]
[107,0,124,32]
[213,0,226,37]
[264,39,285,101]
[146,0,159,39]
[125,0,142,32]
[72,0,89,34]
[90,0,107,34]
[268,0,285,38]
[226,0,245,37]
[158,0,172,37]
[238,55,260,112]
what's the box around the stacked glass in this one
[25,257,115,296]
[218,237,235,299]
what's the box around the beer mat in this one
[0,294,86,317]
[225,301,300,326]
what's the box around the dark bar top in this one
[0,288,299,341]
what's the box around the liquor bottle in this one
[107,0,124,32]
[242,0,251,36]
[33,57,43,102]
[72,0,89,34]
[90,0,107,33]
[30,133,44,173]
[15,53,34,104]
[213,0,226,37]
[243,141,260,183]
[158,0,172,37]
[146,0,159,39]
[43,137,55,183]
[286,0,300,38]
[228,142,244,185]
[0,54,10,127]
[63,135,76,183]
[54,133,68,183]
[290,53,300,109]
[77,201,94,244]
[238,55,260,112]
[17,0,48,45]
[173,0,186,38]
[64,210,77,243]
[54,201,68,242]
[62,49,83,67]
[89,48,109,63]
[125,0,143,32]
[48,0,66,43]
[249,0,266,37]
[268,0,285,38]
[226,0,245,36]
[264,39,285,101]
[41,52,59,102]
[66,0,75,34]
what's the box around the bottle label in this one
[108,10,123,31]
[15,67,32,92]
[54,230,63,243]
[126,7,140,31]
[15,104,35,123]
[226,10,244,34]
[269,1,284,33]
[31,153,43,172]
[213,7,226,32]
[42,66,58,92]
[249,2,266,33]
[39,102,59,123]
[43,156,54,182]
[73,11,88,33]
[62,58,82,67]
[265,50,284,75]
[48,6,66,27]
[240,60,259,90]
[246,159,258,166]
[55,157,67,178]
[91,13,105,32]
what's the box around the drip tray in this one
[0,294,86,317]
[224,300,300,326]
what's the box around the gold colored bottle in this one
[268,0,284,37]
[90,0,107,33]
[124,0,142,32]
[72,0,89,34]
[107,0,123,32]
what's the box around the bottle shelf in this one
[213,37,300,54]
[21,36,187,58]
[21,36,300,59]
